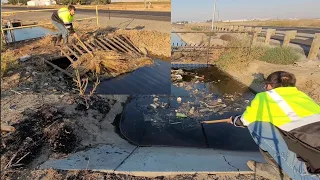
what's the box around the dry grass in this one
[214,19,320,28]
[219,34,233,41]
[1,50,20,77]
[76,50,153,76]
[216,35,266,70]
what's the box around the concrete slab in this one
[40,144,136,171]
[115,147,265,177]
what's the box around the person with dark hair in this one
[229,71,320,180]
[51,5,78,45]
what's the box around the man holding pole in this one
[203,71,320,179]
[227,71,320,180]
[51,5,78,45]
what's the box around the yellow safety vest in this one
[58,7,74,24]
[241,87,320,131]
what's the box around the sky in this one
[172,0,320,22]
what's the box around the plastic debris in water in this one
[244,100,250,103]
[177,97,182,103]
[153,98,159,102]
[150,104,158,109]
[176,113,187,118]
[189,107,195,114]
[217,99,222,103]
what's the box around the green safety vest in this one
[58,7,74,24]
[241,87,320,131]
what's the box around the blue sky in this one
[172,0,320,22]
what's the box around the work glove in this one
[231,115,246,127]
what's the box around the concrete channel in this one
[39,33,265,176]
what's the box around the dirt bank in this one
[115,29,170,58]
[1,94,128,172]
[2,169,266,180]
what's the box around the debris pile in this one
[170,68,249,119]
[1,105,77,170]
[76,50,154,78]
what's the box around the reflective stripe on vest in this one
[240,116,249,126]
[279,114,320,131]
[267,90,300,121]
[267,89,320,131]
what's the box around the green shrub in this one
[191,27,202,31]
[259,47,300,65]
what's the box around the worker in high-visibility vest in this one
[229,71,320,180]
[51,5,78,45]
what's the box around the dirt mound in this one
[115,29,170,58]
[1,105,77,170]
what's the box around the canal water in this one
[5,27,55,42]
[90,59,171,95]
[119,34,259,151]
[171,32,186,45]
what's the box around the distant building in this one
[27,0,56,6]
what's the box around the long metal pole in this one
[211,0,216,31]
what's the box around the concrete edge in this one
[96,170,255,177]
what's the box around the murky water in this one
[119,66,258,151]
[5,27,55,42]
[119,33,258,151]
[88,59,171,95]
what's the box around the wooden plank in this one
[111,36,132,53]
[95,39,108,50]
[44,59,73,77]
[72,44,84,55]
[66,46,80,60]
[114,36,140,55]
[104,37,126,52]
[99,38,117,51]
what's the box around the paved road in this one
[1,6,170,21]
